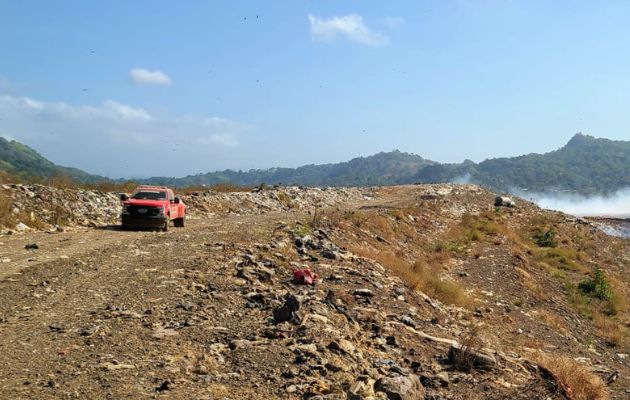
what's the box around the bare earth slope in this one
[0,184,628,399]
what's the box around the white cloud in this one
[0,95,250,177]
[308,13,389,46]
[103,100,152,120]
[129,68,172,86]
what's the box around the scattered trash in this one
[494,196,515,208]
[293,268,319,285]
[25,243,39,250]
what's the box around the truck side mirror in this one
[174,197,180,204]
[120,194,129,201]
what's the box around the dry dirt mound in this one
[183,186,375,217]
[0,184,374,233]
[0,184,627,399]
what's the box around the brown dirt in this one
[0,184,628,399]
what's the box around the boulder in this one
[448,342,496,370]
[374,375,425,400]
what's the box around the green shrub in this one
[434,241,467,254]
[579,267,612,301]
[533,229,557,248]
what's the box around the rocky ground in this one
[0,184,628,399]
[0,184,373,233]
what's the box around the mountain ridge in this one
[0,137,104,183]
[1,133,629,195]
[144,133,630,195]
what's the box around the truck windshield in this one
[131,191,167,200]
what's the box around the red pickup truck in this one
[120,186,186,231]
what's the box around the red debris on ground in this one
[293,269,319,285]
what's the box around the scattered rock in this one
[15,222,30,232]
[435,372,450,386]
[328,339,356,355]
[100,362,135,371]
[273,294,300,324]
[400,316,416,328]
[353,289,374,297]
[375,375,425,400]
[155,380,171,392]
[152,327,179,339]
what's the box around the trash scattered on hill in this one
[494,196,516,208]
[292,268,319,285]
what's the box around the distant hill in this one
[142,150,436,187]
[0,137,103,183]
[413,134,630,195]
[1,134,629,195]
[143,134,629,195]
[480,134,630,194]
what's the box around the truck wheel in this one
[162,220,169,232]
[174,217,185,227]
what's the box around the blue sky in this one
[1,1,630,178]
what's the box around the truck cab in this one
[120,186,186,231]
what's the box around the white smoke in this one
[518,188,630,217]
[451,173,472,184]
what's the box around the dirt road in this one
[0,212,306,399]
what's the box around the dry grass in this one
[275,191,295,208]
[531,352,608,400]
[593,313,626,348]
[350,246,417,284]
[603,276,629,316]
[349,245,471,308]
[0,191,48,229]
[461,212,503,237]
[50,202,73,226]
[565,282,598,319]
[412,260,471,307]
[450,325,483,372]
[0,191,16,228]
[516,267,549,301]
[535,309,568,335]
[309,208,345,230]
[533,247,587,272]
